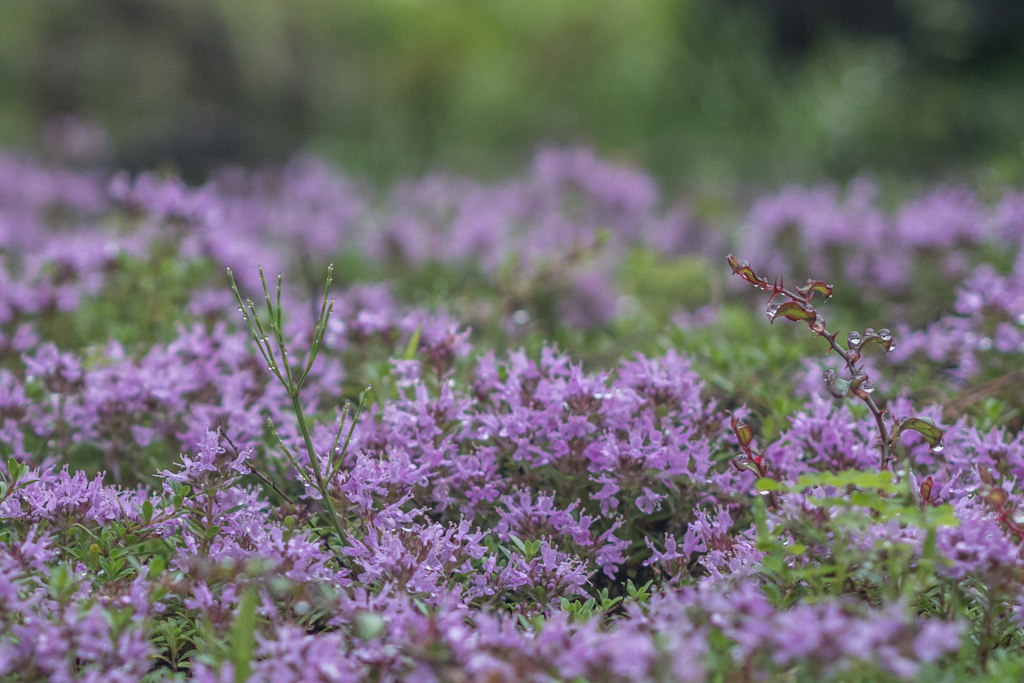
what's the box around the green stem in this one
[291,392,345,543]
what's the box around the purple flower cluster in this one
[739,178,1024,382]
[11,148,1024,680]
[892,251,1024,380]
[740,179,1024,292]
[0,147,700,339]
[0,326,987,679]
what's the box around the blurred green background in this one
[2,0,1024,188]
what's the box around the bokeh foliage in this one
[1,0,1024,185]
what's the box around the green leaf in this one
[727,254,769,289]
[795,470,897,492]
[7,458,22,484]
[896,417,944,449]
[87,543,101,568]
[508,535,527,555]
[354,611,386,640]
[795,279,833,302]
[823,371,850,399]
[48,564,76,603]
[768,301,816,324]
[923,504,959,527]
[142,500,154,524]
[402,324,422,361]
[731,415,754,449]
[754,477,780,491]
[229,589,258,683]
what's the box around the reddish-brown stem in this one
[819,329,891,469]
[728,255,892,470]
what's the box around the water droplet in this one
[879,328,892,342]
[810,314,827,334]
[758,490,771,496]
[860,379,875,394]
[823,369,837,383]
[888,339,897,352]
[931,443,944,454]
[1013,510,1024,525]
[896,470,907,477]
[864,328,875,336]
[765,302,782,321]
[847,331,862,349]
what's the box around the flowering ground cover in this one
[3,149,1024,681]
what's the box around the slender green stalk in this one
[227,265,354,546]
[290,393,346,542]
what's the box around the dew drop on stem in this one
[811,313,827,334]
[847,331,862,349]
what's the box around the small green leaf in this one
[853,329,895,356]
[754,477,780,491]
[48,564,76,603]
[896,417,944,448]
[727,254,769,289]
[508,535,527,555]
[924,504,959,527]
[354,611,386,640]
[731,414,754,449]
[7,458,22,484]
[795,470,897,492]
[87,543,101,568]
[768,301,816,324]
[230,589,258,683]
[402,324,422,361]
[795,279,833,302]
[142,500,154,524]
[823,370,850,399]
